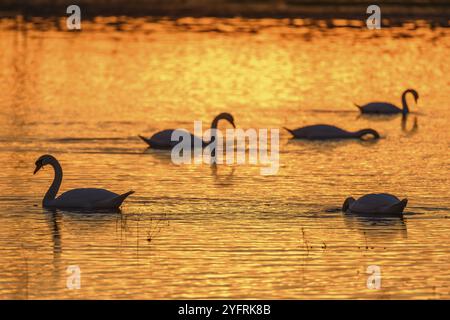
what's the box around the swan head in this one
[357,129,380,140]
[34,154,56,174]
[215,112,236,128]
[342,197,356,212]
[406,89,419,103]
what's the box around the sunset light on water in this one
[0,1,449,304]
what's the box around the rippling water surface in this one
[0,17,449,299]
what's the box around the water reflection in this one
[286,137,380,152]
[401,115,419,135]
[356,113,419,136]
[143,148,174,162]
[211,163,236,187]
[0,16,448,299]
[356,113,402,122]
[44,209,62,258]
[343,214,408,241]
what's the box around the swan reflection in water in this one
[211,163,236,187]
[43,207,122,259]
[355,113,419,137]
[44,209,62,258]
[402,115,418,135]
[286,134,380,154]
[43,208,170,266]
[343,214,407,242]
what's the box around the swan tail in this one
[283,127,295,136]
[385,198,408,214]
[354,103,362,111]
[138,135,151,146]
[95,191,135,209]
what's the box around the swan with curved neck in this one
[34,154,134,209]
[139,112,235,149]
[283,125,380,140]
[343,193,408,215]
[354,89,419,115]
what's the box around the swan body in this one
[139,112,235,149]
[284,125,379,140]
[355,89,419,115]
[139,129,205,149]
[34,155,134,209]
[342,193,408,215]
[356,102,402,114]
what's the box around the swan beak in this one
[33,164,42,175]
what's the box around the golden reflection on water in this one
[0,18,449,299]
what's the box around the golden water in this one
[0,17,449,299]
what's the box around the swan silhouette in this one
[342,193,408,215]
[283,125,379,140]
[34,154,134,209]
[354,89,419,115]
[139,112,235,149]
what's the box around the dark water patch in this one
[1,1,450,25]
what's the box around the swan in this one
[283,125,380,140]
[139,112,235,149]
[354,89,419,115]
[342,193,408,215]
[33,154,134,209]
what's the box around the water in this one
[0,17,449,299]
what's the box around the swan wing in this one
[92,191,135,209]
[148,129,177,149]
[149,129,195,149]
[381,198,408,214]
[360,102,401,114]
[351,193,401,213]
[52,188,120,208]
[291,125,349,139]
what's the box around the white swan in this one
[34,154,134,209]
[283,125,380,140]
[342,193,408,215]
[355,89,419,115]
[139,112,235,149]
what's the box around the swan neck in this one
[356,129,379,139]
[210,116,221,130]
[44,158,63,205]
[207,118,219,157]
[401,91,410,114]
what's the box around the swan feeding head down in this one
[34,154,134,210]
[342,193,408,215]
[283,125,380,140]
